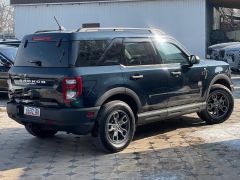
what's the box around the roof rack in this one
[77,27,165,34]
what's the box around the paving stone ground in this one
[0,99,240,180]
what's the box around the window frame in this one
[122,37,159,67]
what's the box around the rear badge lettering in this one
[15,79,46,85]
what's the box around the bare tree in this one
[0,1,14,35]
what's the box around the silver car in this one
[207,42,239,60]
[218,44,240,71]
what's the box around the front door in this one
[152,38,204,108]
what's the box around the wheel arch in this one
[207,74,233,100]
[95,87,142,115]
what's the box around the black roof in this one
[10,0,118,5]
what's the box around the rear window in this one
[14,41,69,67]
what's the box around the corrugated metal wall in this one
[14,0,206,57]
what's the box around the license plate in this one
[24,106,40,117]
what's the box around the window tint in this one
[75,40,109,67]
[154,41,188,64]
[123,40,156,66]
[97,39,123,66]
[15,42,69,67]
[75,39,123,67]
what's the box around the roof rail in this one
[77,27,165,34]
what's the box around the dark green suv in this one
[7,28,234,152]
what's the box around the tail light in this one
[62,77,82,103]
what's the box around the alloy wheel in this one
[106,110,130,145]
[207,91,229,119]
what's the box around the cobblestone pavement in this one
[0,98,240,180]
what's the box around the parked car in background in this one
[0,45,18,92]
[207,42,240,60]
[218,44,240,72]
[0,40,21,48]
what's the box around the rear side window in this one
[15,41,69,67]
[75,39,122,67]
[123,38,157,66]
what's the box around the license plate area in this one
[24,106,40,117]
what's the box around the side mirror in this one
[189,55,200,66]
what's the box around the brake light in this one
[62,77,82,103]
[32,36,52,41]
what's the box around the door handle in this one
[131,74,144,80]
[171,71,182,77]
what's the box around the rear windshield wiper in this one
[28,60,42,66]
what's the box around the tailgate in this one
[9,67,71,108]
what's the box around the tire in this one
[25,124,58,138]
[97,100,136,153]
[197,84,234,125]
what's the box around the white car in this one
[207,42,239,60]
[218,44,240,71]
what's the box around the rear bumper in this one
[7,102,100,135]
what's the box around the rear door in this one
[121,37,169,114]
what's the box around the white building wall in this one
[14,0,206,57]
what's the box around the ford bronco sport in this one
[7,28,234,153]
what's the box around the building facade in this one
[10,0,240,58]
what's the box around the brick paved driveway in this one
[0,99,240,180]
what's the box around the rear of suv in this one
[7,28,234,153]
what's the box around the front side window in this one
[154,41,188,64]
[123,39,157,66]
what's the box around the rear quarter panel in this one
[76,65,124,107]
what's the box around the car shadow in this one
[134,115,206,141]
[0,124,239,179]
[0,115,208,173]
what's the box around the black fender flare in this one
[206,74,232,100]
[95,87,142,111]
